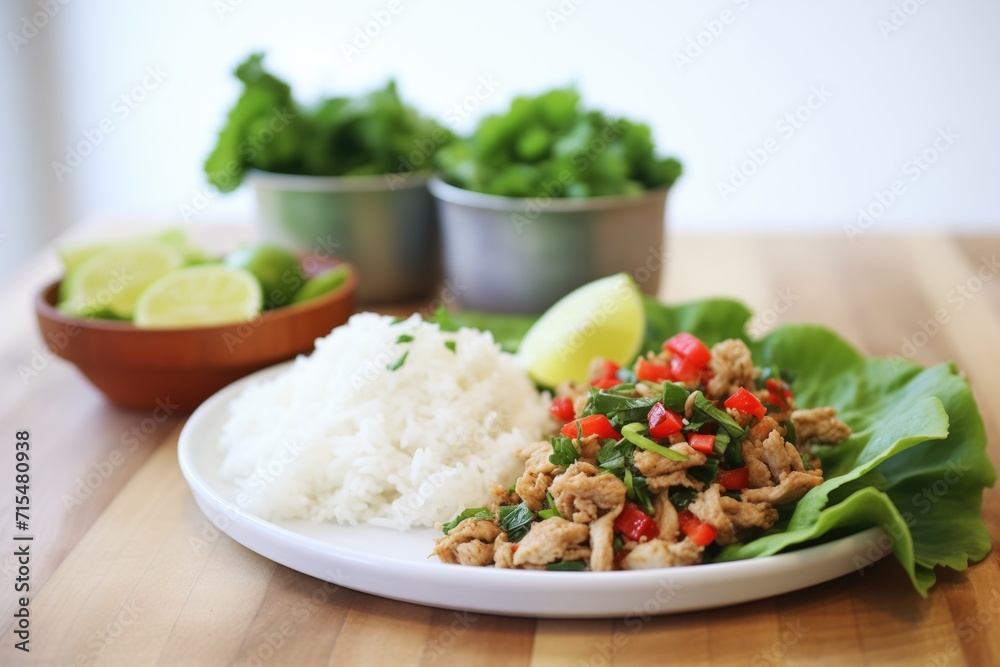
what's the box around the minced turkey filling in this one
[433,334,851,571]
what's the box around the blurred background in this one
[2,0,998,281]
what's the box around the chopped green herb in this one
[549,435,580,468]
[613,535,624,553]
[395,334,414,344]
[799,452,813,471]
[584,391,660,428]
[444,340,457,353]
[624,468,655,515]
[386,351,409,371]
[713,429,731,457]
[546,559,587,571]
[441,507,493,534]
[425,306,455,329]
[661,382,690,413]
[689,458,720,485]
[538,493,563,520]
[758,366,796,387]
[498,502,536,542]
[596,438,628,472]
[622,422,689,461]
[723,430,745,468]
[691,391,747,440]
[783,419,797,445]
[390,316,406,325]
[668,487,698,511]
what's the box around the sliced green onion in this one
[621,422,689,461]
[546,559,587,571]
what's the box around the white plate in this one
[178,364,886,618]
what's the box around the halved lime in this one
[59,242,185,319]
[291,265,350,304]
[224,244,304,309]
[134,265,262,328]
[516,273,645,387]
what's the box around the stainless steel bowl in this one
[429,177,668,313]
[251,170,440,304]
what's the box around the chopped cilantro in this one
[498,502,536,542]
[549,436,580,468]
[440,507,493,534]
[668,487,698,511]
[386,351,409,371]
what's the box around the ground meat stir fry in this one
[433,333,851,571]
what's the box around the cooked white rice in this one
[217,312,551,530]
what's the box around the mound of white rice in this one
[218,312,551,530]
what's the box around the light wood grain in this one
[1,227,998,667]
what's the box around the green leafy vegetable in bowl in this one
[435,88,682,198]
[205,53,452,193]
[439,297,995,595]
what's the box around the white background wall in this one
[2,0,999,279]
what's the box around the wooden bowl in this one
[34,267,357,412]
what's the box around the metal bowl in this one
[251,170,440,304]
[429,177,669,313]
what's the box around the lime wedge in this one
[516,273,645,387]
[134,265,262,328]
[291,266,350,304]
[59,242,185,319]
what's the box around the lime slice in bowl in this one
[58,229,206,274]
[516,273,645,387]
[134,265,263,329]
[59,242,185,319]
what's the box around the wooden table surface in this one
[1,224,998,667]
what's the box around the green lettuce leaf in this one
[450,296,995,594]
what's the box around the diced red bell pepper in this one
[765,377,790,396]
[591,377,620,390]
[670,355,702,383]
[664,333,712,369]
[599,359,620,380]
[549,396,575,422]
[647,402,684,439]
[678,510,718,547]
[718,467,750,490]
[686,433,716,455]
[764,377,794,410]
[724,387,767,419]
[636,358,673,383]
[561,414,621,440]
[614,502,660,542]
